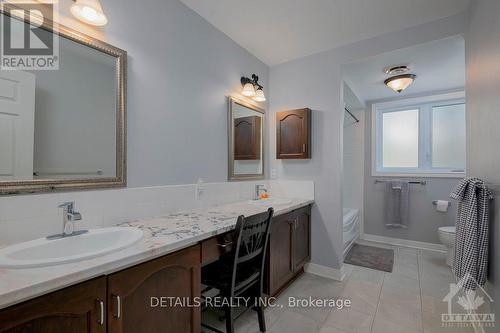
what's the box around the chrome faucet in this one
[47,202,86,239]
[255,184,266,200]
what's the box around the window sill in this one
[371,172,465,179]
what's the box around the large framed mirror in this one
[0,4,126,195]
[228,97,264,181]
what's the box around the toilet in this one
[438,226,456,267]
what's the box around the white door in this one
[0,70,36,180]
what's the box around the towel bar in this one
[374,179,426,185]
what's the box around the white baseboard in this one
[361,233,447,252]
[305,263,346,281]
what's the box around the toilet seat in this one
[439,226,456,234]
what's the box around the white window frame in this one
[371,91,466,178]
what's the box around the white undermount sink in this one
[248,198,293,206]
[0,227,143,269]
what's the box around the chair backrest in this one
[229,208,273,296]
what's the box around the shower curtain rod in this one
[344,107,360,123]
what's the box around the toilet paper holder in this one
[432,200,451,207]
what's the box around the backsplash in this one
[0,180,314,246]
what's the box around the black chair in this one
[201,208,274,333]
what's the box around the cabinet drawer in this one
[201,231,235,265]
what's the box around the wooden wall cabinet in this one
[267,205,311,296]
[234,116,262,160]
[276,108,311,159]
[0,246,200,333]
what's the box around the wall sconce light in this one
[383,65,416,93]
[70,0,108,26]
[241,74,266,102]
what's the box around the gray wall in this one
[466,0,500,325]
[270,52,345,270]
[342,83,365,215]
[269,13,466,270]
[363,101,459,244]
[56,0,268,187]
[343,109,364,211]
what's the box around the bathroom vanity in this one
[0,199,312,332]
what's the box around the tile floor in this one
[202,241,483,333]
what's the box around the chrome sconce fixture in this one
[241,74,266,102]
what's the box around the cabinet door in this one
[107,245,200,333]
[276,108,311,159]
[234,116,262,160]
[293,207,311,271]
[0,277,106,333]
[268,214,294,295]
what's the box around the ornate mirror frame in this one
[228,96,265,181]
[0,4,127,195]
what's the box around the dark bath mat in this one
[344,244,394,272]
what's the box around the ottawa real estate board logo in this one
[0,1,59,70]
[442,273,495,328]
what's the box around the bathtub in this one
[343,208,360,257]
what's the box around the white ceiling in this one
[180,0,470,66]
[343,35,465,102]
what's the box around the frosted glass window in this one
[382,109,419,168]
[374,94,466,175]
[432,104,466,169]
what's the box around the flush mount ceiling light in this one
[70,0,108,26]
[241,74,266,102]
[383,65,416,93]
[384,74,417,93]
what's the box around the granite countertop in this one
[0,197,313,309]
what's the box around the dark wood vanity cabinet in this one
[234,116,262,160]
[0,246,200,333]
[107,245,200,333]
[0,276,107,333]
[267,205,311,296]
[276,108,311,159]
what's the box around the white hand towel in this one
[436,200,449,212]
